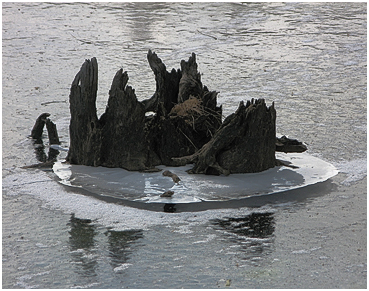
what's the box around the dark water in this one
[2,2,367,288]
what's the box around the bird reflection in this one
[211,212,275,264]
[105,229,143,269]
[68,214,98,277]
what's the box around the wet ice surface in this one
[53,152,338,203]
[2,2,367,289]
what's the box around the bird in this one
[162,170,181,183]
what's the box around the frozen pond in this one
[2,2,366,288]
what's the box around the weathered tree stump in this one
[175,99,276,175]
[31,113,50,142]
[65,51,306,174]
[25,113,61,168]
[178,52,203,103]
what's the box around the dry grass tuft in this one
[170,96,205,117]
[169,96,222,136]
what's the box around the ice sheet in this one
[53,152,338,204]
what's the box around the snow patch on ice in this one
[15,271,51,289]
[335,159,367,186]
[292,249,310,254]
[113,263,132,273]
[192,234,217,244]
[70,282,100,289]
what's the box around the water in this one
[2,2,367,288]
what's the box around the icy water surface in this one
[2,2,367,288]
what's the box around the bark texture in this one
[142,50,182,115]
[46,119,60,145]
[99,69,148,170]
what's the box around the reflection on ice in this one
[106,229,143,270]
[68,214,143,276]
[68,214,98,277]
[212,212,274,238]
[53,152,338,204]
[211,212,275,265]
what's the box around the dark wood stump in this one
[65,51,306,174]
[27,113,61,167]
[66,59,149,171]
[31,113,50,142]
[276,135,307,153]
[175,99,276,175]
[143,50,222,166]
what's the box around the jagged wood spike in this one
[66,57,101,166]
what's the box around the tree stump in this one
[65,50,306,174]
[178,53,202,103]
[27,113,61,167]
[31,113,50,142]
[175,99,276,175]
